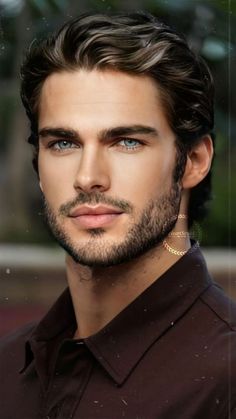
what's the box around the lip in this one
[69,205,124,228]
[70,205,123,217]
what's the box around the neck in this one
[66,228,191,339]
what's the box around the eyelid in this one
[45,137,145,151]
[115,137,144,148]
[47,139,79,150]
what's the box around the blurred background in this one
[0,0,235,336]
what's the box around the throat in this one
[65,242,184,338]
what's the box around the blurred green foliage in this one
[0,0,235,247]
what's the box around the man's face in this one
[38,69,182,267]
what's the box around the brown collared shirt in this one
[1,247,236,418]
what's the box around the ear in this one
[39,179,44,192]
[182,135,214,189]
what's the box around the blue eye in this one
[119,139,141,149]
[52,140,75,150]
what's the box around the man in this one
[1,11,235,419]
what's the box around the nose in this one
[73,145,110,193]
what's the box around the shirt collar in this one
[22,246,212,384]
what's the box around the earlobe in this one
[182,135,214,189]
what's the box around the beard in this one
[43,182,181,268]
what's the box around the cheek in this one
[38,153,77,207]
[112,151,174,204]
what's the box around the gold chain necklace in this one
[168,231,189,237]
[162,213,188,256]
[162,239,188,256]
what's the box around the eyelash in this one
[47,138,143,152]
[48,140,77,151]
[117,138,143,150]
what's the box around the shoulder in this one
[0,322,37,370]
[198,283,236,402]
[0,322,37,349]
[200,282,236,331]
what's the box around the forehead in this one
[40,68,159,99]
[38,69,171,134]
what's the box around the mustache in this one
[55,192,133,216]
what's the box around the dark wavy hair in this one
[20,11,215,227]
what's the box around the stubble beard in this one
[43,182,181,268]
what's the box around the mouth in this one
[69,205,124,228]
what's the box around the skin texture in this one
[38,69,213,337]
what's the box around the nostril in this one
[73,174,110,193]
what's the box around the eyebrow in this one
[38,125,159,142]
[38,128,79,140]
[99,125,159,141]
